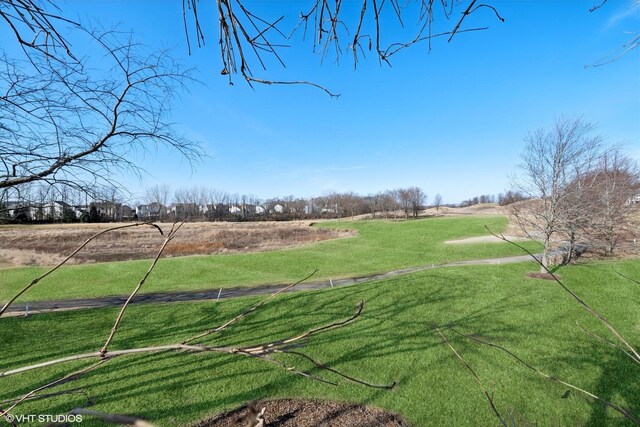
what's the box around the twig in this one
[236,300,364,353]
[0,222,163,318]
[100,222,183,356]
[435,326,507,426]
[236,350,338,386]
[589,0,609,12]
[245,76,340,98]
[279,349,396,389]
[0,360,104,417]
[451,328,640,425]
[182,269,319,344]
[0,388,87,406]
[575,321,636,363]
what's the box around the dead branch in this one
[485,226,640,364]
[451,328,640,425]
[575,321,637,363]
[435,326,507,426]
[100,222,183,356]
[0,388,87,406]
[182,268,319,345]
[1,299,391,415]
[0,361,104,417]
[0,0,79,63]
[235,300,364,354]
[179,0,504,93]
[589,0,609,12]
[278,349,396,389]
[0,222,163,318]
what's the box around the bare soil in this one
[0,222,355,267]
[526,272,558,281]
[193,399,409,427]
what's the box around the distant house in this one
[42,200,73,220]
[272,203,284,214]
[169,203,199,219]
[3,200,31,219]
[120,205,136,220]
[136,202,165,219]
[628,194,640,205]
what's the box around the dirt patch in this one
[526,272,558,281]
[194,399,409,427]
[0,222,356,267]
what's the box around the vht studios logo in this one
[3,414,83,424]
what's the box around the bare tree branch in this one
[435,326,507,426]
[0,221,163,318]
[182,268,319,345]
[100,222,183,356]
[485,226,640,364]
[451,328,640,425]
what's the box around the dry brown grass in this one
[0,221,355,267]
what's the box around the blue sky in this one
[7,1,640,203]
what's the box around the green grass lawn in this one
[1,260,638,426]
[0,216,540,302]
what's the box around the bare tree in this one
[510,116,602,272]
[433,193,443,213]
[586,149,640,256]
[397,188,412,219]
[172,186,202,221]
[144,184,172,220]
[0,29,202,197]
[408,187,426,217]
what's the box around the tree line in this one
[0,185,432,223]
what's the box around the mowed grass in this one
[0,216,540,302]
[0,260,638,426]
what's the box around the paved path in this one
[3,254,538,317]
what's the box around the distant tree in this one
[397,189,412,219]
[498,190,528,206]
[145,185,172,220]
[510,116,602,272]
[433,194,443,213]
[407,187,427,218]
[89,205,100,223]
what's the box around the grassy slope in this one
[1,260,638,426]
[0,216,540,302]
